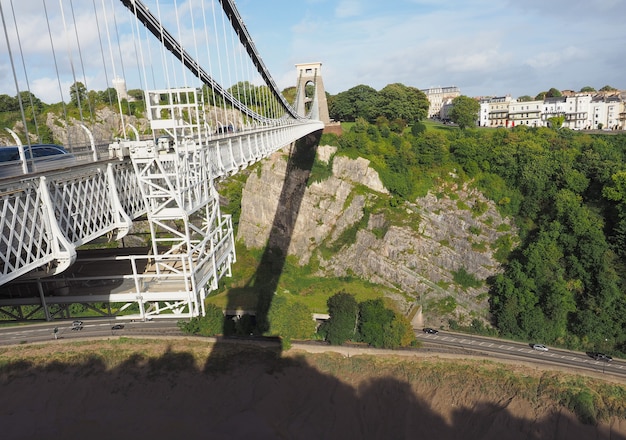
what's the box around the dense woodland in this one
[323,106,626,355]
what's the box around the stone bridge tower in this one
[295,62,330,125]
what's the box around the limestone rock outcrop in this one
[237,144,517,322]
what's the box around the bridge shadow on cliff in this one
[221,129,322,336]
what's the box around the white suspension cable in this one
[69,0,95,125]
[155,0,172,90]
[43,0,71,147]
[92,0,114,106]
[58,0,84,126]
[9,0,40,142]
[201,0,217,130]
[128,0,147,95]
[0,0,31,163]
[212,1,229,128]
[100,0,127,139]
[109,0,132,118]
[173,0,188,89]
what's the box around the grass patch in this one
[427,296,457,314]
[206,242,391,313]
[471,241,488,252]
[468,225,481,235]
[452,267,483,289]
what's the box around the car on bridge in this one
[531,344,549,352]
[0,144,75,177]
[71,320,83,331]
[423,328,439,335]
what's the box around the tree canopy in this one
[448,96,480,129]
[320,291,359,345]
[329,83,429,124]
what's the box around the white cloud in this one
[335,1,362,18]
[526,46,587,70]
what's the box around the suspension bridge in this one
[0,0,329,321]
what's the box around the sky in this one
[1,0,624,103]
[237,0,626,98]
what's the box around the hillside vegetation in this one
[215,119,626,357]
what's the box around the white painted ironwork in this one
[0,0,327,321]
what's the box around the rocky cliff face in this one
[237,145,517,323]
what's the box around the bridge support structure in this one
[129,141,236,318]
[0,85,322,321]
[295,62,330,125]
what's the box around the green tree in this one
[546,88,562,98]
[69,81,87,106]
[329,84,379,122]
[599,85,617,92]
[97,87,117,106]
[448,95,480,129]
[319,291,358,345]
[411,121,426,136]
[412,131,449,166]
[516,95,534,102]
[0,94,19,112]
[378,83,429,123]
[580,86,596,93]
[18,91,43,114]
[281,86,297,105]
[357,298,394,348]
[383,312,416,348]
[548,115,565,129]
[127,88,144,101]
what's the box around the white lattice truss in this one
[0,97,322,319]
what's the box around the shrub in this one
[268,296,317,344]
[452,267,482,289]
[321,291,358,345]
[178,304,224,336]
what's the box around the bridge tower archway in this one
[295,62,330,125]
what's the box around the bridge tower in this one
[295,62,330,125]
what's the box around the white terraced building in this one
[478,92,626,130]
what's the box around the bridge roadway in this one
[1,321,623,382]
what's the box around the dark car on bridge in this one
[0,144,72,162]
[423,327,439,334]
[0,144,75,177]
